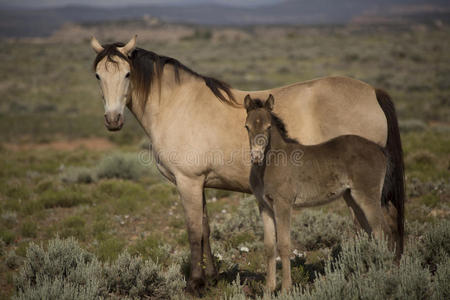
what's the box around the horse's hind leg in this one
[344,189,390,242]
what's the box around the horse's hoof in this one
[186,278,205,297]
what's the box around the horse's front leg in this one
[177,175,206,295]
[202,190,217,281]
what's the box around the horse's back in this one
[268,76,388,146]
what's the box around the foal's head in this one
[91,35,136,131]
[244,94,275,164]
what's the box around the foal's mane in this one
[93,43,236,109]
[248,99,299,144]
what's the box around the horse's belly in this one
[204,174,252,194]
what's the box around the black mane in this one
[93,43,236,109]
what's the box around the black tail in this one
[375,89,405,255]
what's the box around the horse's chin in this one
[251,159,264,166]
[106,124,124,131]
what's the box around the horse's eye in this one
[95,73,100,80]
[245,125,249,130]
[125,72,130,78]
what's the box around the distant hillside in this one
[0,0,449,37]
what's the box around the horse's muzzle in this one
[104,112,124,131]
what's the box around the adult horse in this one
[90,35,404,293]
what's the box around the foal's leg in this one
[345,189,390,241]
[273,199,292,291]
[176,175,205,294]
[202,190,217,280]
[261,206,276,292]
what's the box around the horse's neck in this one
[127,66,229,146]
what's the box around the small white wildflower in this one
[221,209,227,214]
[120,221,125,225]
[276,256,281,262]
[215,253,223,261]
[169,211,173,216]
[211,197,217,202]
[293,249,304,257]
[124,215,129,219]
[240,246,249,253]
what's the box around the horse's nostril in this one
[116,113,121,122]
[104,114,109,124]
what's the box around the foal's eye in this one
[95,73,100,80]
[245,125,249,130]
[125,72,130,78]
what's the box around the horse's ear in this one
[265,94,275,111]
[119,35,137,55]
[244,94,253,111]
[91,36,104,54]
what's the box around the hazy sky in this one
[1,0,281,8]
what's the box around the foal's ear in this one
[244,94,253,111]
[265,94,275,111]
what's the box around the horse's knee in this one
[264,241,275,258]
[277,242,291,257]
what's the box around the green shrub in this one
[59,216,86,241]
[414,220,450,271]
[212,197,262,241]
[129,235,171,265]
[97,179,147,199]
[104,251,185,299]
[399,119,427,133]
[1,211,18,228]
[14,237,186,299]
[38,189,91,208]
[61,166,97,184]
[20,221,37,238]
[224,228,450,300]
[95,180,149,214]
[21,199,44,215]
[14,237,104,300]
[96,237,125,262]
[147,183,178,208]
[6,250,21,270]
[291,210,353,250]
[0,229,16,245]
[97,153,147,181]
[433,261,450,300]
[0,239,5,256]
[329,232,394,277]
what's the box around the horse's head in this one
[244,94,274,164]
[91,35,136,131]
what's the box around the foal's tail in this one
[375,89,405,255]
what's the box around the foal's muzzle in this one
[251,150,264,164]
[104,111,124,131]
